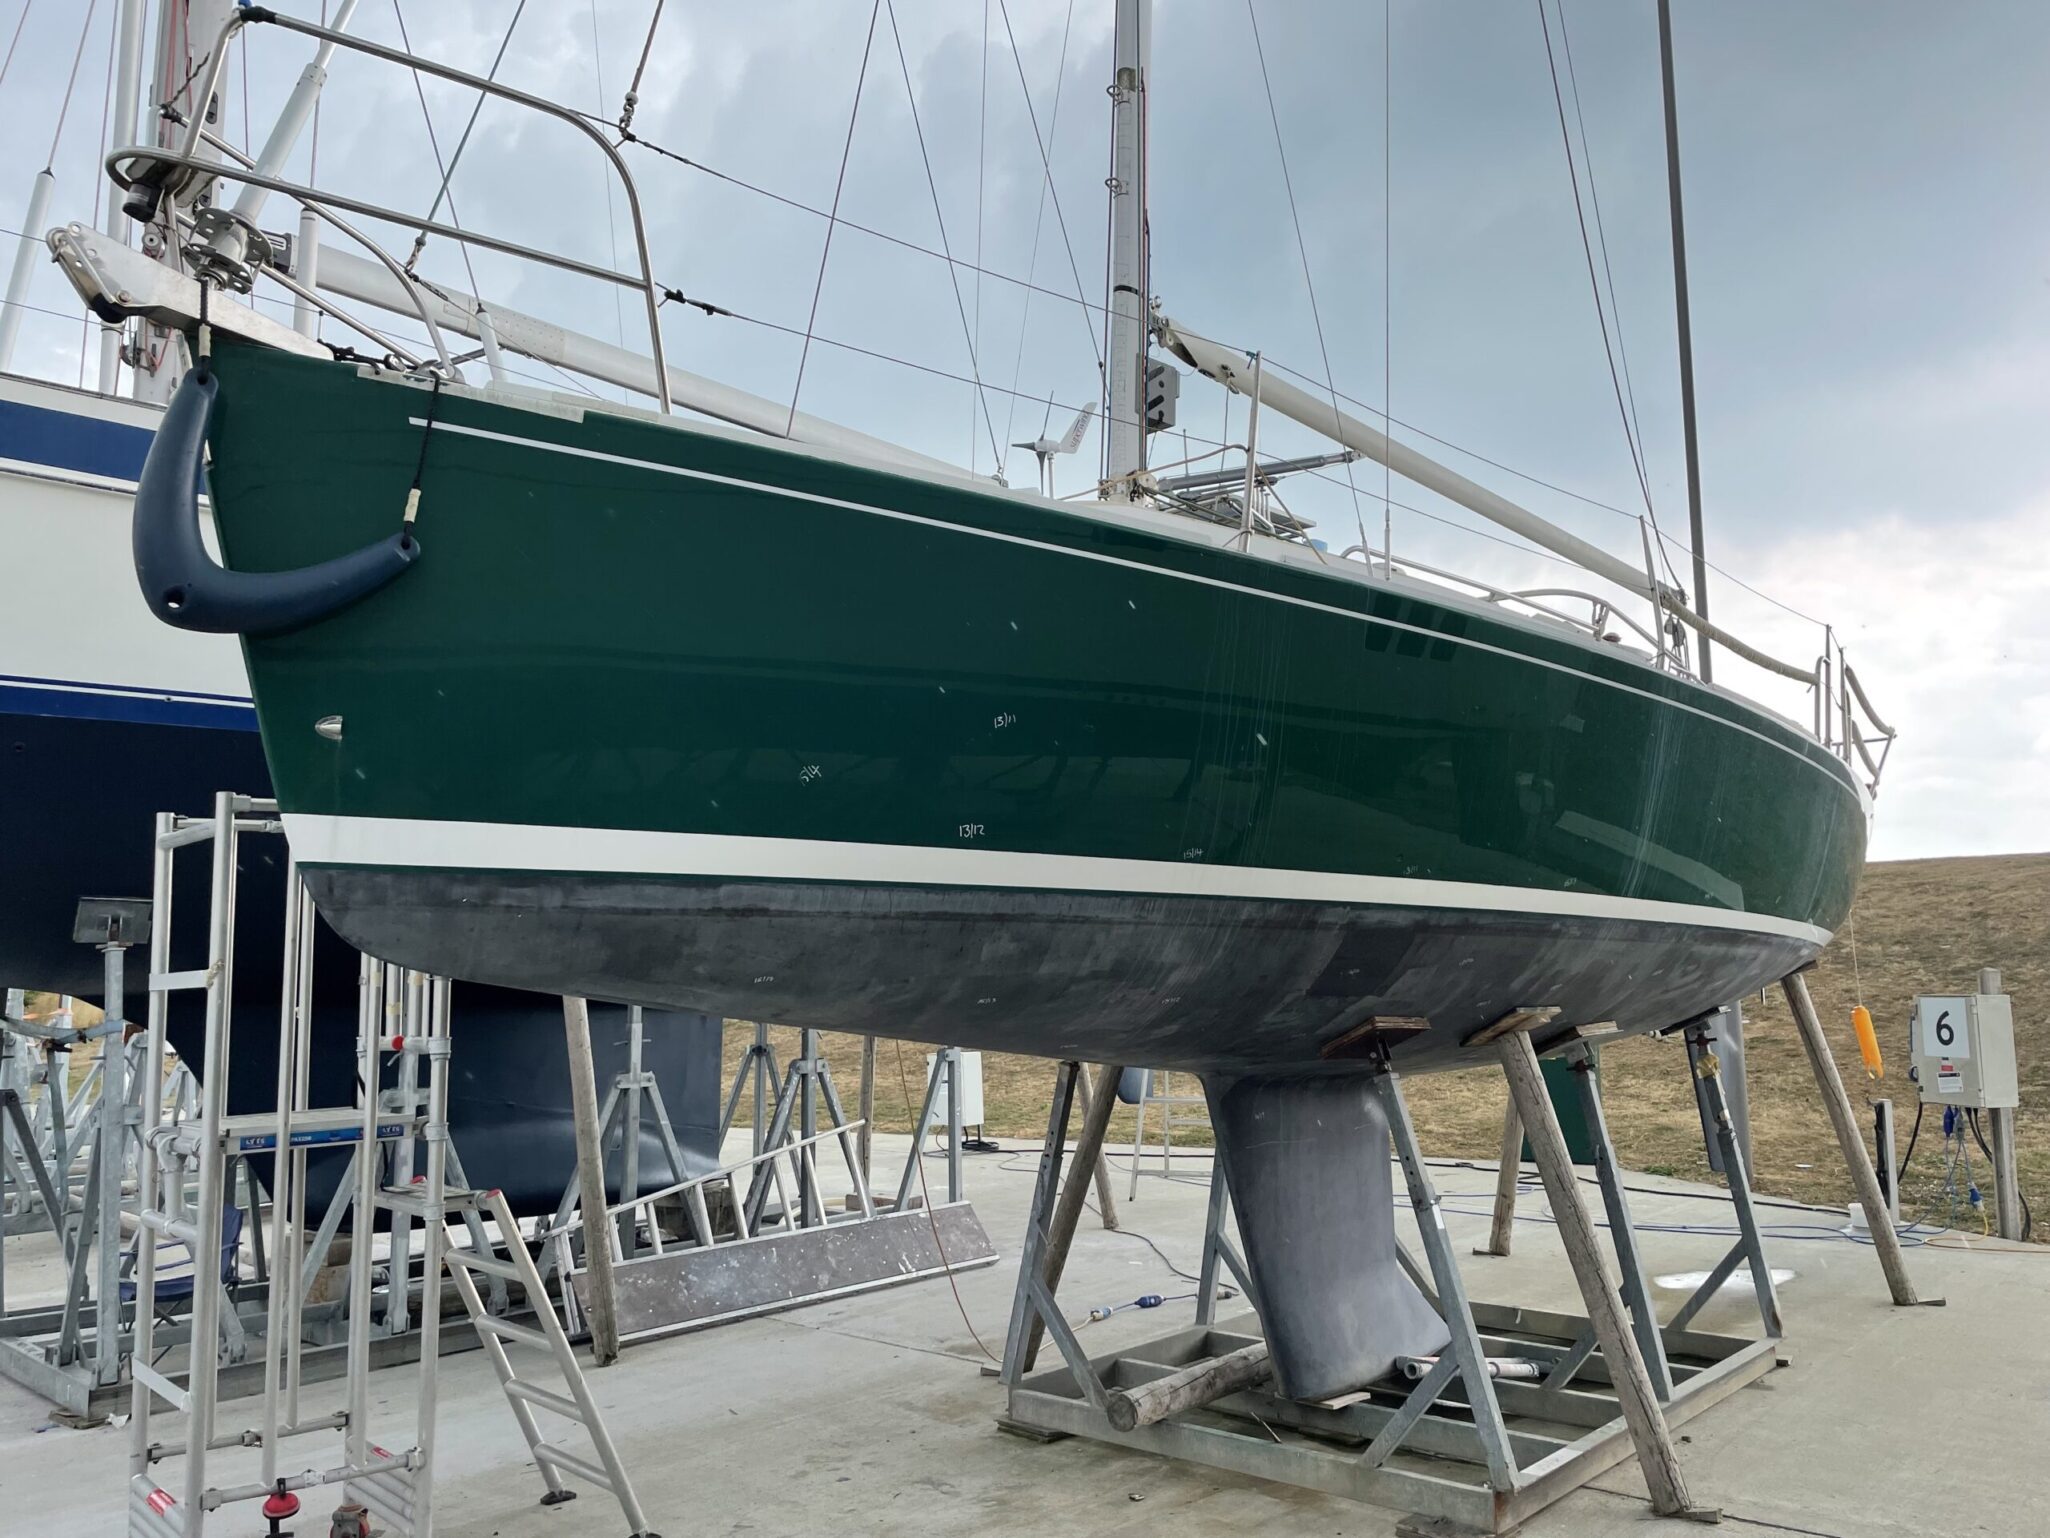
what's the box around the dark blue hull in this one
[1,690,724,1214]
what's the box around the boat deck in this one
[3,1131,2037,1537]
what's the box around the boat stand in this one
[1000,1038,1786,1534]
[0,904,197,1415]
[124,793,655,1538]
[546,1032,997,1343]
[536,1003,696,1274]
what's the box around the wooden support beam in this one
[1499,1030,1709,1520]
[1321,1016,1430,1061]
[1105,1341,1272,1432]
[1537,1020,1619,1055]
[1463,1005,1560,1049]
[1474,1097,1521,1258]
[1022,1061,1126,1370]
[1780,971,1923,1306]
[562,995,620,1366]
[1078,1065,1121,1232]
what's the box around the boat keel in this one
[1203,1070,1448,1401]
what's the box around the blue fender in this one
[133,365,418,636]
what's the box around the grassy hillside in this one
[725,852,2050,1237]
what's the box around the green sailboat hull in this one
[198,343,1865,1072]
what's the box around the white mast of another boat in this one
[96,0,148,391]
[1103,0,1151,499]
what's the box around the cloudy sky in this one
[4,0,2045,861]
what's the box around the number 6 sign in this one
[1916,996,1971,1061]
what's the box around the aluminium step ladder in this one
[443,1186,656,1531]
[124,794,656,1537]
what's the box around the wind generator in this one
[1013,401,1096,495]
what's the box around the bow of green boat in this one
[180,341,1867,1073]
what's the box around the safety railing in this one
[101,8,671,408]
[1332,540,1895,794]
[538,1119,875,1283]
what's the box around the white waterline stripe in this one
[415,415,1862,804]
[285,813,1835,948]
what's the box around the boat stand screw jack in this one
[262,1479,300,1537]
[326,1498,369,1538]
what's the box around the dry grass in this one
[724,851,2050,1238]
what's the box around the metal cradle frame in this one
[999,1038,1786,1534]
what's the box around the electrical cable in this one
[888,1040,1001,1363]
[1965,1107,2032,1240]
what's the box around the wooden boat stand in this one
[996,1030,1811,1534]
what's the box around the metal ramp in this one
[548,1032,997,1343]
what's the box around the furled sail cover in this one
[1205,1071,1449,1401]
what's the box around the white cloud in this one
[1711,499,2050,860]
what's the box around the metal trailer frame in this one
[999,1041,1786,1534]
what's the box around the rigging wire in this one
[44,0,101,169]
[1244,0,1368,556]
[389,0,485,313]
[787,0,882,436]
[997,0,1077,477]
[1383,0,1393,569]
[600,108,1753,578]
[587,0,627,363]
[1553,0,1648,487]
[0,0,34,98]
[618,0,665,130]
[993,0,1103,379]
[882,0,1004,474]
[1535,0,1686,598]
[973,0,988,473]
[420,0,529,233]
